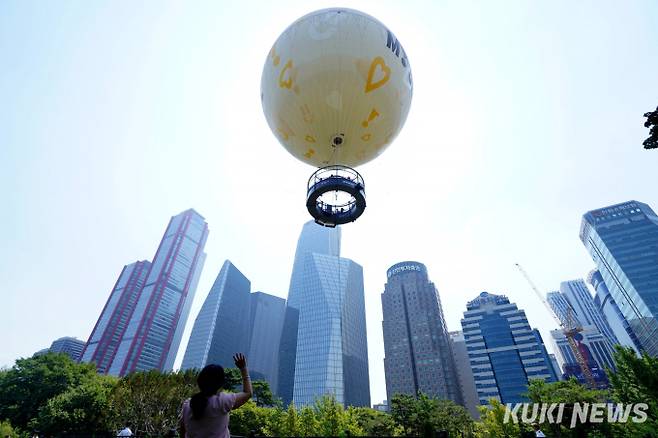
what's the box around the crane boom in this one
[514,263,597,388]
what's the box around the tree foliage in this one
[608,346,658,437]
[0,353,102,431]
[526,378,611,438]
[31,374,117,435]
[110,369,198,436]
[643,106,658,149]
[474,398,520,438]
[390,392,474,437]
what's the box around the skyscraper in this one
[449,331,479,418]
[559,280,618,345]
[580,200,658,356]
[248,292,286,391]
[589,270,642,354]
[39,337,87,362]
[278,221,370,407]
[550,325,616,372]
[461,292,555,405]
[181,260,251,370]
[381,261,462,405]
[81,209,208,375]
[81,261,151,373]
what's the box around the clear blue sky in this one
[1,1,657,405]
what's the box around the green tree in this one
[643,106,658,149]
[0,353,101,430]
[351,407,402,436]
[526,378,611,437]
[31,374,117,435]
[229,400,271,436]
[0,420,18,438]
[223,367,243,391]
[474,398,520,438]
[391,392,473,437]
[608,346,658,437]
[282,403,300,437]
[252,380,278,407]
[299,405,319,437]
[390,393,416,435]
[110,369,198,436]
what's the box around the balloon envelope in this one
[261,8,413,168]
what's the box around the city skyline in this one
[2,0,657,407]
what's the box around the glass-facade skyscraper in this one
[559,280,618,345]
[449,331,479,418]
[462,292,555,405]
[181,260,251,370]
[248,292,286,392]
[81,260,151,373]
[381,262,462,405]
[278,221,370,407]
[44,337,87,362]
[590,270,642,353]
[580,200,658,356]
[81,209,208,375]
[546,279,619,373]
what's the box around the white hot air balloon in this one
[261,8,412,226]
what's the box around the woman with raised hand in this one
[179,353,252,438]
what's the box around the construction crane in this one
[514,263,597,388]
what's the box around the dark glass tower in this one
[181,260,251,370]
[382,262,462,404]
[278,221,370,407]
[580,201,658,356]
[247,291,286,391]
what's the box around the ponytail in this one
[190,364,225,419]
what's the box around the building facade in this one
[247,291,286,391]
[181,260,251,370]
[550,325,616,372]
[81,209,208,375]
[278,221,370,407]
[590,270,642,354]
[381,261,462,405]
[80,261,151,373]
[461,292,555,405]
[449,331,480,418]
[580,200,658,356]
[559,280,619,345]
[41,337,87,362]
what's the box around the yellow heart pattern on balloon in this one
[364,56,390,93]
[279,60,293,89]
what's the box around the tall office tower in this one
[550,325,616,371]
[531,329,559,382]
[580,201,658,356]
[80,261,151,372]
[461,292,555,405]
[548,354,562,381]
[82,209,208,375]
[44,337,87,362]
[182,261,251,370]
[278,221,370,407]
[248,292,286,392]
[449,331,480,418]
[590,270,642,354]
[381,261,462,405]
[559,280,618,344]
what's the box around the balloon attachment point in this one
[306,165,366,227]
